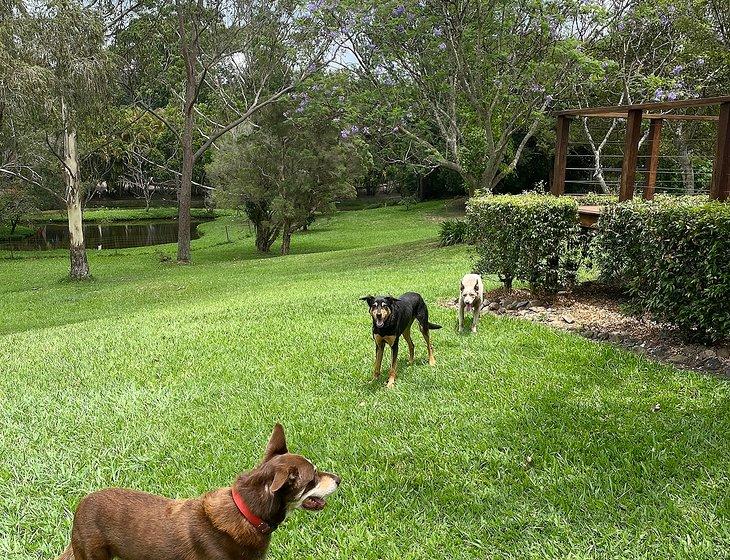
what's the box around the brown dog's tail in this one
[427,322,442,330]
[57,544,74,560]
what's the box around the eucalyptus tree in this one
[1,1,111,279]
[116,0,338,263]
[333,0,609,195]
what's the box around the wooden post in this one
[551,116,571,196]
[619,109,643,201]
[710,102,730,201]
[644,118,663,200]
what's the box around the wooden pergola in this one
[551,96,730,202]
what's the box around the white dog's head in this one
[460,275,482,312]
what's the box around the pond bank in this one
[1,208,221,250]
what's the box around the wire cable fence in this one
[563,121,716,197]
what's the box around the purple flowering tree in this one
[207,73,366,255]
[333,0,609,195]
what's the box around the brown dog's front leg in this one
[386,340,399,388]
[373,341,385,378]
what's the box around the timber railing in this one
[551,96,730,202]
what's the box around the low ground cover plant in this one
[438,219,469,246]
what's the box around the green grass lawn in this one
[1,203,728,559]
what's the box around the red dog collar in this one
[231,487,273,534]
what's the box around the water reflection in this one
[2,219,209,251]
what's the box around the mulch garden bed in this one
[441,283,730,378]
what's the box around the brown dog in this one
[56,424,340,560]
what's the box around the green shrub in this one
[439,219,468,246]
[467,194,581,292]
[578,193,618,205]
[595,197,730,341]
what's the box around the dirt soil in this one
[441,283,730,378]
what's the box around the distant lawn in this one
[24,206,220,224]
[1,203,728,559]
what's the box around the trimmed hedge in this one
[595,197,730,342]
[467,194,581,292]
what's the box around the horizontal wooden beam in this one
[571,112,719,121]
[557,96,730,117]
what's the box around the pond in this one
[1,219,211,251]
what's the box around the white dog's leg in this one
[471,299,481,333]
[458,297,465,333]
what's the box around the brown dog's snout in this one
[322,472,341,486]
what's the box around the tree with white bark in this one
[2,1,111,279]
[572,0,730,194]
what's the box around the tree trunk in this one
[176,2,198,263]
[177,119,193,262]
[62,101,90,280]
[281,221,292,255]
[255,222,276,253]
[67,197,89,279]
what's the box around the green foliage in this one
[334,0,601,193]
[467,194,581,292]
[0,224,34,240]
[438,219,468,246]
[208,100,364,253]
[398,195,419,210]
[578,193,618,205]
[595,197,730,341]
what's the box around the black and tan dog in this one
[360,292,441,388]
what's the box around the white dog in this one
[459,274,484,333]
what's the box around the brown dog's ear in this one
[262,423,288,463]
[270,466,296,493]
[360,296,375,306]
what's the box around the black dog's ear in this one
[460,282,464,291]
[360,296,375,306]
[262,423,288,463]
[385,295,400,304]
[474,280,479,290]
